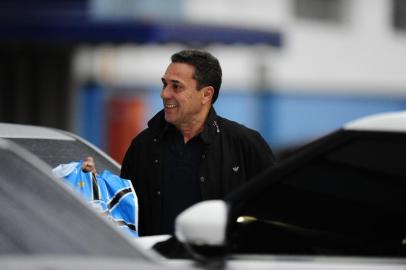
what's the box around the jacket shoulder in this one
[217,116,273,154]
[130,111,165,144]
[129,127,156,147]
[217,116,261,138]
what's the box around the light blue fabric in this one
[53,161,138,237]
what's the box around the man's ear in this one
[202,86,214,104]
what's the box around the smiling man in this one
[120,49,275,236]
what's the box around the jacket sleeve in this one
[120,139,138,184]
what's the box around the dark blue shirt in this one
[160,125,204,234]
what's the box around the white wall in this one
[74,0,406,96]
[73,44,269,91]
[272,0,406,95]
[185,0,406,96]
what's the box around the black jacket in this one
[121,108,275,236]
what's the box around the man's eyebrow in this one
[161,78,181,84]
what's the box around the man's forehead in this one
[163,62,195,80]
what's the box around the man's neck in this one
[180,125,204,143]
[178,108,210,143]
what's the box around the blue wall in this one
[265,92,406,149]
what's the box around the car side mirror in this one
[175,200,229,263]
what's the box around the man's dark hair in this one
[171,49,222,104]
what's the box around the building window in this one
[393,0,406,30]
[294,0,346,23]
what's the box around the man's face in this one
[161,62,205,127]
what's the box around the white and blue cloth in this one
[52,161,138,237]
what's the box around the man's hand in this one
[82,156,97,174]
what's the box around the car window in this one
[7,138,120,175]
[228,130,406,257]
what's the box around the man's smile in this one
[164,103,177,109]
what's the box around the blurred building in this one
[1,0,406,162]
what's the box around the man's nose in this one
[161,86,170,99]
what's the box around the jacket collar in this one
[147,107,220,144]
[201,107,220,144]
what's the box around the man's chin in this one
[164,113,175,124]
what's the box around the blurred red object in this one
[107,95,145,164]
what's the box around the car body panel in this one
[344,111,406,132]
[0,123,75,140]
[0,256,168,270]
